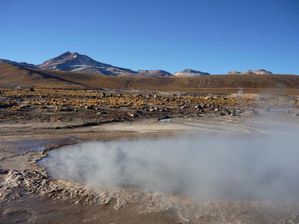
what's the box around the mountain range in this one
[38,52,213,77]
[0,51,275,77]
[1,51,299,91]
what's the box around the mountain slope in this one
[38,52,137,76]
[0,62,85,88]
[0,59,36,68]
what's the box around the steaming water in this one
[41,131,299,201]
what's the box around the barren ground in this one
[1,88,299,223]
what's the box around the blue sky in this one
[0,0,298,74]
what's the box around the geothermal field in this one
[1,87,299,224]
[1,1,298,223]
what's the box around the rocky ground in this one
[0,88,254,124]
[1,88,299,223]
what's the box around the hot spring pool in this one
[40,134,299,201]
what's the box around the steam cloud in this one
[41,128,299,201]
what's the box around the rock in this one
[194,105,203,110]
[59,106,74,112]
[230,109,237,116]
[96,111,107,115]
[162,107,170,112]
[127,112,138,117]
[99,92,106,97]
[0,168,9,175]
[158,115,173,121]
[252,109,258,115]
[18,104,32,111]
[0,101,17,109]
[220,111,226,116]
[84,105,95,110]
[293,112,299,117]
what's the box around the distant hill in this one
[174,69,210,77]
[137,70,173,77]
[228,69,273,75]
[0,59,36,69]
[0,62,84,88]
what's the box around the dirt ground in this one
[1,88,299,224]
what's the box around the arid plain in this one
[0,80,299,224]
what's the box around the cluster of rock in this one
[193,103,242,116]
[0,89,250,124]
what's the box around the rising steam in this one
[41,127,299,202]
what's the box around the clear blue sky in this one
[1,0,298,74]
